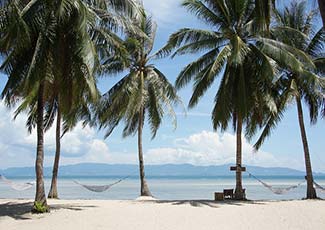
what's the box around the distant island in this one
[1,163,324,177]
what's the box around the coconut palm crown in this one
[156,0,316,200]
[254,1,325,199]
[0,0,100,211]
[97,13,181,196]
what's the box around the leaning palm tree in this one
[0,0,99,212]
[254,1,325,199]
[15,71,99,200]
[97,13,181,197]
[11,78,96,199]
[46,94,98,199]
[157,0,313,200]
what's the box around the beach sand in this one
[0,198,324,230]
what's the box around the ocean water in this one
[1,176,325,200]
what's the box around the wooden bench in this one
[215,188,246,201]
[223,189,234,199]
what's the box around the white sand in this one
[0,199,324,230]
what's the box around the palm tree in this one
[0,0,99,212]
[1,0,57,212]
[157,0,312,200]
[97,13,181,197]
[254,1,325,199]
[46,0,141,200]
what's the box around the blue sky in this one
[0,0,324,172]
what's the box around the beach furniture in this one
[214,192,224,201]
[223,189,234,199]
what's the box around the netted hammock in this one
[247,172,305,195]
[0,175,35,191]
[74,176,129,192]
[314,181,325,193]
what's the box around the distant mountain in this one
[1,163,324,177]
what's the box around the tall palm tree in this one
[97,13,181,197]
[46,0,141,200]
[1,0,57,212]
[0,0,99,212]
[157,0,313,200]
[254,1,325,199]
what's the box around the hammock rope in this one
[0,175,35,191]
[313,181,325,193]
[73,176,130,193]
[246,171,305,195]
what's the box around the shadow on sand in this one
[0,201,97,220]
[136,199,268,208]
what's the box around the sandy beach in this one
[0,199,324,230]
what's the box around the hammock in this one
[0,175,35,191]
[314,181,325,193]
[74,176,129,193]
[247,172,305,195]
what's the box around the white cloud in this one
[0,101,309,171]
[145,131,292,168]
[142,0,188,27]
[0,101,111,169]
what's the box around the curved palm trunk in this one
[48,105,61,199]
[234,115,245,200]
[318,0,325,26]
[137,108,152,197]
[296,97,317,199]
[33,81,49,212]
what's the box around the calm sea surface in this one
[1,176,325,200]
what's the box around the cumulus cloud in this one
[145,131,288,168]
[0,101,308,171]
[0,101,111,168]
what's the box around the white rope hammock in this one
[0,175,35,191]
[247,172,305,195]
[314,181,325,193]
[73,176,129,193]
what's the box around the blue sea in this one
[1,176,325,200]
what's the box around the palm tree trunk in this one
[32,81,49,213]
[48,105,61,199]
[138,108,152,197]
[234,115,245,200]
[296,96,317,199]
[318,0,325,27]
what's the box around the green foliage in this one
[157,0,289,137]
[0,0,143,135]
[254,1,325,150]
[97,12,181,139]
[156,0,323,149]
[0,0,143,210]
[32,201,49,214]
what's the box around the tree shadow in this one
[141,199,267,208]
[0,201,98,220]
[0,201,34,220]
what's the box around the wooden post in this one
[230,165,246,172]
[230,165,246,200]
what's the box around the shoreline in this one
[1,199,324,230]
